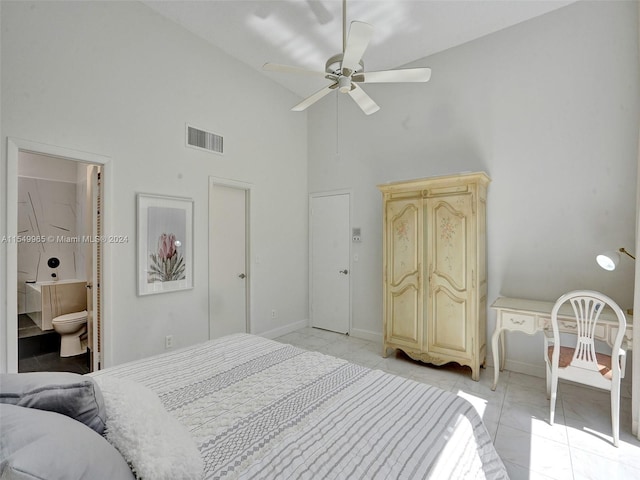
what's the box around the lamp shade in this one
[596,250,620,271]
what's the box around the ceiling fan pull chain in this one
[335,92,340,157]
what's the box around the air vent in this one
[186,124,223,154]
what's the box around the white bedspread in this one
[92,334,508,479]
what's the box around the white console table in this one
[490,297,633,391]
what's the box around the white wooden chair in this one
[543,290,628,447]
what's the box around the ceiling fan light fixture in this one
[263,0,431,114]
[338,76,351,93]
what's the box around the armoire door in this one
[425,192,474,359]
[384,197,423,349]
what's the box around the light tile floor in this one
[275,327,640,480]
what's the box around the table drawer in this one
[500,311,536,333]
[610,327,633,345]
[539,317,606,338]
[558,320,605,338]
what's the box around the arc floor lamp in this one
[597,247,636,271]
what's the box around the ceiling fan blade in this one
[292,83,338,111]
[307,0,333,25]
[341,21,373,75]
[348,84,380,115]
[353,67,432,84]
[263,63,326,77]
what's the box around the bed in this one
[1,333,508,479]
[90,333,507,479]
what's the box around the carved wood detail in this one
[379,172,490,382]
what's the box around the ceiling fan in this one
[263,0,431,115]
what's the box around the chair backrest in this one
[550,290,626,379]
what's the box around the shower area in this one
[17,151,101,373]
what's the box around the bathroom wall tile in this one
[18,176,82,285]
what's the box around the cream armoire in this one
[378,172,490,381]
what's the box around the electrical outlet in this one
[165,335,174,349]
[271,309,277,319]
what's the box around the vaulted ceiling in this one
[143,0,577,98]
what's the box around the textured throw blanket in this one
[92,334,508,479]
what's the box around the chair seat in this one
[547,346,612,379]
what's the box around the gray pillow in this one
[0,372,106,434]
[0,404,135,480]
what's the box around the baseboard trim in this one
[485,357,545,379]
[350,328,382,343]
[257,319,310,340]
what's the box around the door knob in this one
[339,269,349,275]
[238,273,246,279]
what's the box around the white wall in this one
[0,0,4,370]
[632,0,640,438]
[308,1,640,375]
[1,0,309,370]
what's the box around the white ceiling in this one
[143,0,577,99]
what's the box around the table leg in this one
[491,328,502,391]
[500,331,505,371]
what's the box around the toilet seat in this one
[52,310,88,324]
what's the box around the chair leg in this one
[546,365,551,400]
[549,371,558,425]
[611,383,620,447]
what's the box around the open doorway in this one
[5,138,111,374]
[17,153,100,373]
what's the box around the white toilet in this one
[52,310,88,357]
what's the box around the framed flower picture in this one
[137,193,194,295]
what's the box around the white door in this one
[209,183,248,338]
[310,193,350,334]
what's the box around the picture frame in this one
[137,193,194,296]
